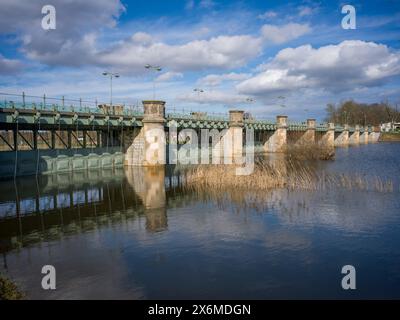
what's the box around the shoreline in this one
[379,133,400,142]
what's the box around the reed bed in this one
[183,158,394,194]
[286,143,335,161]
[0,275,23,300]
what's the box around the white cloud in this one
[96,23,311,73]
[298,6,317,17]
[0,0,125,67]
[198,72,251,86]
[177,89,250,104]
[156,71,183,82]
[237,40,400,96]
[258,10,277,19]
[98,35,263,73]
[261,23,311,44]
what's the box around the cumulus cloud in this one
[0,0,125,66]
[0,0,312,74]
[197,72,251,86]
[261,23,311,44]
[97,35,263,73]
[236,40,400,96]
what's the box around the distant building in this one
[381,122,400,132]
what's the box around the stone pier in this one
[349,125,360,145]
[264,116,287,153]
[334,124,349,147]
[125,100,166,166]
[228,110,244,162]
[360,126,369,144]
[319,122,335,152]
[296,119,316,145]
[369,126,381,143]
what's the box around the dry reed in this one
[183,158,394,194]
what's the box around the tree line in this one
[324,100,400,126]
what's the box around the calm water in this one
[0,143,399,299]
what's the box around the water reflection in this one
[0,143,399,299]
[126,167,167,232]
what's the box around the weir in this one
[0,95,380,176]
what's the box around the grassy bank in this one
[380,132,400,142]
[0,275,24,300]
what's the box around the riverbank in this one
[380,132,400,142]
[0,275,24,300]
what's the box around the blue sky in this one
[0,0,400,120]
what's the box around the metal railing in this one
[0,92,144,117]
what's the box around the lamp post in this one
[277,95,286,108]
[193,88,204,101]
[102,71,119,108]
[145,64,162,99]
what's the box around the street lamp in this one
[102,71,119,108]
[145,64,162,99]
[193,88,204,99]
[246,98,255,103]
[277,95,286,108]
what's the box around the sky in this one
[0,0,400,121]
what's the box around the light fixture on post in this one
[102,71,120,110]
[145,64,162,99]
[193,88,204,101]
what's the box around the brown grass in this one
[379,132,400,142]
[183,158,393,194]
[286,143,335,160]
[0,275,24,300]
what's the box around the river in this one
[0,142,399,299]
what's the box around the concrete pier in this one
[334,124,349,147]
[320,122,335,152]
[349,125,360,145]
[369,127,381,143]
[360,126,369,144]
[264,116,287,153]
[296,119,316,145]
[228,110,244,163]
[125,100,166,166]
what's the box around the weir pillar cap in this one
[229,110,244,127]
[142,100,166,123]
[328,122,335,130]
[307,118,316,129]
[276,115,288,128]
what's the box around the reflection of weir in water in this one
[0,167,200,254]
[126,166,167,233]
